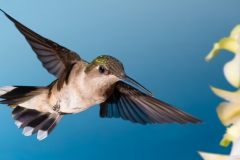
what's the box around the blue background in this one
[0,1,239,159]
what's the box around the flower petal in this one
[220,38,239,53]
[217,102,240,126]
[205,43,220,62]
[210,86,240,103]
[220,122,240,147]
[223,50,240,88]
[205,24,240,62]
[205,38,239,62]
[198,151,228,160]
[230,25,240,40]
[220,134,231,147]
[230,136,240,158]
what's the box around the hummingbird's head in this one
[85,55,125,78]
[85,55,153,96]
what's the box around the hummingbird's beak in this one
[121,75,154,97]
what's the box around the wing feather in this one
[100,81,203,124]
[1,10,82,80]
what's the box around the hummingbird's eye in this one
[98,65,105,74]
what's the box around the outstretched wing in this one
[1,9,81,79]
[100,81,203,125]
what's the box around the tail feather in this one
[12,106,63,141]
[0,85,63,140]
[15,109,44,128]
[12,106,27,119]
[25,114,49,128]
[21,114,49,134]
[35,114,63,140]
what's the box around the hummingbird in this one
[0,9,202,141]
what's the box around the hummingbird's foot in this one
[52,101,60,112]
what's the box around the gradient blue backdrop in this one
[0,1,239,160]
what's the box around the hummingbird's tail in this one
[0,85,63,140]
[12,106,63,140]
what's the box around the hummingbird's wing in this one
[1,10,81,89]
[100,81,202,125]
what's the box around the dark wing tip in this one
[179,113,204,124]
[186,117,204,124]
[0,9,6,14]
[0,9,22,29]
[193,118,204,124]
[0,9,12,19]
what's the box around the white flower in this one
[210,86,240,126]
[206,25,240,88]
[198,151,228,160]
[201,24,240,160]
[229,137,240,159]
[205,25,240,62]
[221,122,240,147]
[223,46,240,88]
